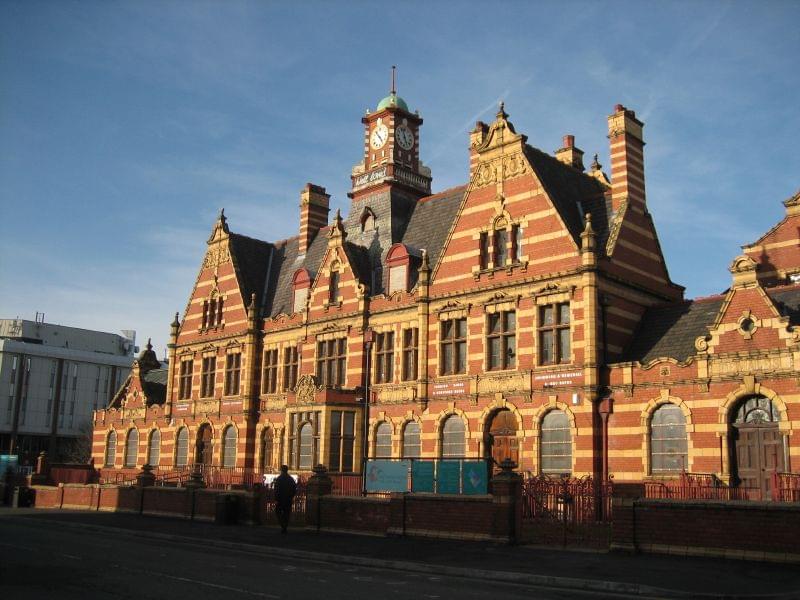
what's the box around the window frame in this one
[316,337,347,387]
[262,348,279,394]
[439,317,467,376]
[178,359,193,400]
[201,355,216,398]
[486,310,516,371]
[175,427,189,467]
[649,403,689,474]
[401,328,418,381]
[221,425,237,468]
[105,431,117,467]
[374,331,394,384]
[328,410,356,472]
[124,429,139,468]
[374,422,393,458]
[538,302,571,365]
[402,421,421,458]
[224,352,241,396]
[147,429,161,467]
[540,410,572,474]
[441,415,466,458]
[282,345,299,392]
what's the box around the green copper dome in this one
[376,92,409,112]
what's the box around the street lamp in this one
[361,329,374,496]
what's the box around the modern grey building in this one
[0,318,136,464]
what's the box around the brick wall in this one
[611,489,800,563]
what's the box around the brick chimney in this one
[299,183,330,255]
[607,104,645,212]
[554,135,585,171]
[469,121,489,179]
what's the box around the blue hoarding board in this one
[411,461,435,493]
[438,460,461,494]
[0,455,19,480]
[461,460,488,495]
[365,459,410,493]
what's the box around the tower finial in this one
[391,65,396,95]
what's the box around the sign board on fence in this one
[411,461,435,493]
[438,460,461,494]
[365,459,410,493]
[461,460,488,495]
[0,455,19,480]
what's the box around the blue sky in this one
[1,1,798,356]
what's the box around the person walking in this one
[273,464,297,534]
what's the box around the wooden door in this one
[734,425,784,500]
[488,410,519,471]
[196,426,213,466]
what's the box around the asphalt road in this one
[0,517,655,600]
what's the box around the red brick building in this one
[92,90,800,498]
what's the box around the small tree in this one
[57,423,94,464]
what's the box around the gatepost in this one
[491,458,523,545]
[306,464,333,531]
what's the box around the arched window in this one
[124,429,139,468]
[402,422,421,458]
[540,410,571,474]
[441,416,465,458]
[328,270,340,304]
[650,403,688,473]
[375,422,392,458]
[175,427,189,467]
[733,395,780,424]
[222,426,237,468]
[147,430,161,467]
[361,208,376,232]
[299,422,313,470]
[105,431,117,467]
[260,428,274,473]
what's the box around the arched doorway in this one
[730,395,784,499]
[195,424,213,466]
[486,409,519,470]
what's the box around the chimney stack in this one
[555,134,585,171]
[608,104,645,213]
[469,121,489,179]
[299,183,330,254]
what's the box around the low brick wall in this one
[309,493,509,542]
[611,494,800,563]
[30,483,264,525]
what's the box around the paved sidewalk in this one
[2,507,799,599]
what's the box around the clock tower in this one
[349,68,432,202]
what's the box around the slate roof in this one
[768,285,800,324]
[229,233,274,304]
[401,185,466,268]
[623,297,725,364]
[523,146,612,249]
[142,368,168,405]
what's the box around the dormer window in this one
[202,296,224,329]
[291,268,311,314]
[386,243,414,294]
[329,269,340,304]
[360,208,376,232]
[478,215,523,271]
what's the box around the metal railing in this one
[644,472,759,501]
[522,474,613,523]
[772,472,800,502]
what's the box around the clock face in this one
[370,124,389,149]
[396,125,414,150]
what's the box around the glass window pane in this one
[442,416,465,457]
[343,411,355,435]
[441,320,452,340]
[403,422,421,458]
[541,410,572,474]
[558,303,570,324]
[488,314,500,334]
[457,318,467,339]
[330,411,341,434]
[505,311,515,332]
[488,337,501,370]
[507,335,516,369]
[541,306,554,326]
[456,341,466,373]
[442,343,453,375]
[299,423,312,470]
[540,331,554,364]
[559,328,570,362]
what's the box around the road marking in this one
[130,568,279,598]
[60,554,82,560]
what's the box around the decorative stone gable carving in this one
[729,254,758,287]
[294,374,320,405]
[605,199,628,255]
[203,245,231,270]
[471,103,529,189]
